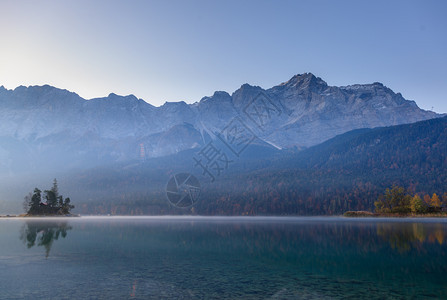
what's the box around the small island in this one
[344,186,447,217]
[23,179,75,216]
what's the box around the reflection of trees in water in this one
[135,221,446,258]
[377,223,446,252]
[20,221,72,258]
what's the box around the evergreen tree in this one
[51,178,59,198]
[45,190,58,210]
[29,188,42,215]
[58,195,64,208]
[62,197,74,214]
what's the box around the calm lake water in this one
[0,216,446,299]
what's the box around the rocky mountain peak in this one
[105,93,139,103]
[239,83,254,89]
[278,73,328,93]
[212,91,231,98]
[198,91,231,105]
[231,83,265,109]
[162,100,188,107]
[160,101,191,114]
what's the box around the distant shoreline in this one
[343,211,447,218]
[0,214,80,218]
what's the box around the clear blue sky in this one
[0,0,446,112]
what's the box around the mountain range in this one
[0,73,445,214]
[0,73,441,175]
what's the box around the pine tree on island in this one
[23,179,75,216]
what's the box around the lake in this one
[0,216,446,299]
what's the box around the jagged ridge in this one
[0,73,441,174]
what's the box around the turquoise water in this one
[1,217,447,299]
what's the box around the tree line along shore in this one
[2,182,446,217]
[345,186,447,217]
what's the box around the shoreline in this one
[343,211,447,218]
[0,214,80,218]
[1,213,447,219]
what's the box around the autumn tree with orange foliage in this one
[431,193,441,210]
[375,187,445,215]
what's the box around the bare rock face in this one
[260,73,439,148]
[0,73,441,173]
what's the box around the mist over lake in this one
[1,217,447,299]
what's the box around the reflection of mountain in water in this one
[20,221,72,258]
